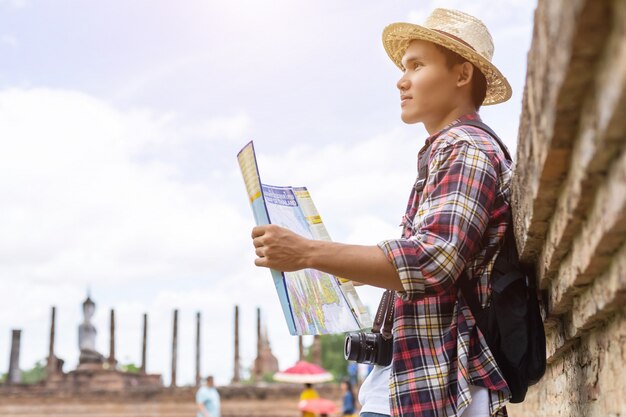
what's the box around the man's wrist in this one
[302,238,322,270]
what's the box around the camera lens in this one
[344,333,362,361]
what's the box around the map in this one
[237,141,372,335]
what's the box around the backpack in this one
[416,119,546,403]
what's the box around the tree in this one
[21,360,46,384]
[306,334,349,381]
[120,362,141,374]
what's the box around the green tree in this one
[306,334,348,381]
[120,362,141,374]
[21,360,46,384]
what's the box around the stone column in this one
[140,313,147,373]
[298,336,304,361]
[255,307,261,380]
[312,335,322,366]
[7,329,22,384]
[47,306,56,372]
[232,305,240,383]
[48,306,56,359]
[108,309,116,368]
[195,311,201,387]
[171,309,178,387]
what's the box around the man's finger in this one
[255,247,265,257]
[252,236,264,248]
[254,257,268,268]
[251,226,266,239]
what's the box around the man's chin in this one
[400,111,421,124]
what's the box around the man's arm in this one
[252,225,403,291]
[252,139,498,301]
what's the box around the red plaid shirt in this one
[378,113,512,417]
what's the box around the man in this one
[196,376,220,417]
[299,382,319,417]
[252,8,513,417]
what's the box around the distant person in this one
[299,383,319,417]
[196,375,220,417]
[341,378,357,417]
[347,362,358,387]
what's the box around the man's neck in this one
[423,105,477,136]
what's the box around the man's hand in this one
[251,224,403,291]
[251,225,311,271]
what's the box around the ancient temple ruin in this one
[44,295,161,392]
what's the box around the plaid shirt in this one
[378,113,512,417]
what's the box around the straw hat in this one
[382,8,512,105]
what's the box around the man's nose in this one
[397,74,410,91]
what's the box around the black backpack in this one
[416,120,546,403]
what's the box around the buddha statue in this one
[78,295,104,365]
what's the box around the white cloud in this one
[0,83,523,386]
[0,34,18,48]
[0,0,28,8]
[0,87,395,386]
[182,113,252,142]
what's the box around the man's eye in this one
[413,63,422,71]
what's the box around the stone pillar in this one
[298,336,304,361]
[312,335,322,366]
[171,309,178,387]
[7,329,22,384]
[140,313,147,373]
[232,305,240,383]
[47,306,56,373]
[108,309,116,368]
[195,311,201,387]
[48,306,56,359]
[255,307,261,380]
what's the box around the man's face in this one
[397,40,460,124]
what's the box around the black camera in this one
[344,332,393,366]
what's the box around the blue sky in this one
[0,0,536,386]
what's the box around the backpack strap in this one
[458,120,513,162]
[452,120,516,316]
[412,120,513,312]
[415,119,512,194]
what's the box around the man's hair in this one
[434,44,487,110]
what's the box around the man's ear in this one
[457,62,474,87]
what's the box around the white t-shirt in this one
[357,365,391,416]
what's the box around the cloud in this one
[0,84,519,386]
[0,87,390,385]
[407,0,534,23]
[0,34,18,48]
[0,0,28,8]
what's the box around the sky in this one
[0,0,537,386]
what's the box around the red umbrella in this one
[298,397,338,414]
[273,360,334,384]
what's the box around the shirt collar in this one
[424,112,482,147]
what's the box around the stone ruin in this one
[3,296,287,393]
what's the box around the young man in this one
[196,376,221,417]
[251,8,513,417]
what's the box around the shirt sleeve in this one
[196,388,207,404]
[378,139,498,302]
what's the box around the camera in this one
[344,332,393,366]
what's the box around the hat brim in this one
[382,22,512,105]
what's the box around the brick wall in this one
[508,0,626,415]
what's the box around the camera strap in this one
[371,290,395,340]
